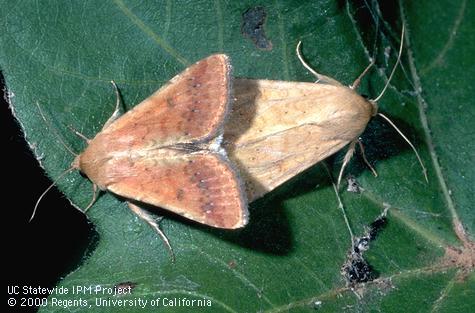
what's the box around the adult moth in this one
[34,55,249,259]
[224,25,427,201]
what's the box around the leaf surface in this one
[1,0,473,312]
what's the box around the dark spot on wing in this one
[166,97,176,108]
[201,201,215,213]
[176,188,184,201]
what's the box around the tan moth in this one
[224,25,427,201]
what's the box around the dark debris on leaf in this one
[341,208,388,285]
[241,6,273,50]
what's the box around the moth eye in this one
[361,94,369,99]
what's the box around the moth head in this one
[359,93,378,117]
[32,102,96,221]
[368,100,378,117]
[72,154,81,170]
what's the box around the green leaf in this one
[1,0,473,312]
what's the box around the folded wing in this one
[101,54,232,148]
[106,151,248,229]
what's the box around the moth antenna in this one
[296,41,321,82]
[372,23,405,102]
[337,140,357,189]
[36,102,78,156]
[378,113,428,182]
[30,167,76,222]
[357,139,378,177]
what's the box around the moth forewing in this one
[72,54,248,229]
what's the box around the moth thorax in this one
[207,134,227,156]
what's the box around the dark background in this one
[3,76,93,312]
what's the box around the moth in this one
[224,25,427,201]
[34,55,249,258]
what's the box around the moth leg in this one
[68,125,91,143]
[296,41,342,86]
[350,60,375,90]
[84,183,98,212]
[357,138,378,177]
[102,81,123,130]
[127,202,176,262]
[337,140,357,189]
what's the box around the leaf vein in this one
[400,1,462,243]
[111,0,189,66]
